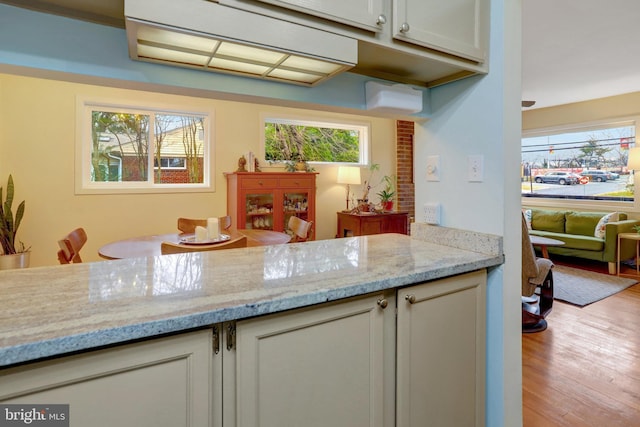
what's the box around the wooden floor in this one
[522,257,640,426]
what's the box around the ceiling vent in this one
[125,0,357,86]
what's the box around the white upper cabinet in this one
[393,0,487,62]
[255,0,386,32]
[178,0,490,87]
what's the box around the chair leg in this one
[608,262,617,275]
[538,270,553,319]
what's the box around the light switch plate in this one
[426,155,440,181]
[468,155,484,182]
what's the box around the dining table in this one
[98,229,292,260]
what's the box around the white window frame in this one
[75,96,214,194]
[260,113,370,166]
[522,116,640,213]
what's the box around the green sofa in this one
[524,208,640,274]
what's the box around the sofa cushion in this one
[594,212,620,238]
[531,209,566,233]
[564,211,609,237]
[522,208,532,230]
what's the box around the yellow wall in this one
[0,74,396,267]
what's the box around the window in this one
[262,115,369,165]
[154,158,186,169]
[77,99,212,194]
[522,119,636,206]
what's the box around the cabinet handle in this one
[405,294,416,304]
[400,22,410,33]
[377,298,388,309]
[212,325,220,354]
[376,14,387,25]
[226,323,236,351]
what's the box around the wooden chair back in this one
[288,216,313,242]
[57,227,88,264]
[177,216,232,234]
[161,236,247,255]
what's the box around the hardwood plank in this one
[522,256,640,427]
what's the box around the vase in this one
[295,161,307,172]
[0,252,30,270]
[382,201,394,211]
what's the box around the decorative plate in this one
[179,233,231,245]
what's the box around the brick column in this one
[396,120,415,221]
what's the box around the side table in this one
[529,235,565,259]
[336,211,409,237]
[617,232,640,276]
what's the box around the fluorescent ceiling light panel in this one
[125,0,358,86]
[137,44,211,67]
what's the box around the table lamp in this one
[337,166,361,211]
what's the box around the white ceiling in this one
[4,0,640,110]
[523,0,640,109]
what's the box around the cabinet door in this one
[283,189,311,232]
[381,214,408,235]
[393,0,487,62]
[235,292,393,427]
[243,191,275,230]
[396,270,486,427]
[0,330,213,427]
[255,0,386,32]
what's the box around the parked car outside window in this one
[533,171,580,185]
[580,170,614,182]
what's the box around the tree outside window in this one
[264,117,368,164]
[89,109,207,186]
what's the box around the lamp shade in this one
[628,147,640,170]
[337,166,361,185]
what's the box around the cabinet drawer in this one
[241,178,279,189]
[279,176,314,188]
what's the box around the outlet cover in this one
[423,203,441,225]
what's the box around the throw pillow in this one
[522,209,532,230]
[594,212,619,239]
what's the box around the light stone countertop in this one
[0,232,503,367]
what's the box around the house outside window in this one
[77,99,213,194]
[522,119,637,209]
[262,115,370,166]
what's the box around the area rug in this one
[553,265,638,307]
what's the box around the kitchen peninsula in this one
[0,229,502,427]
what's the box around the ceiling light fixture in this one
[125,0,357,86]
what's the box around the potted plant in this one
[0,174,30,269]
[377,175,396,211]
[284,154,315,173]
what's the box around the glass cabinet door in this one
[245,193,274,230]
[283,191,310,232]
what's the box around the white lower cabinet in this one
[234,291,395,427]
[232,269,486,427]
[0,329,214,427]
[0,270,486,427]
[396,270,487,427]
